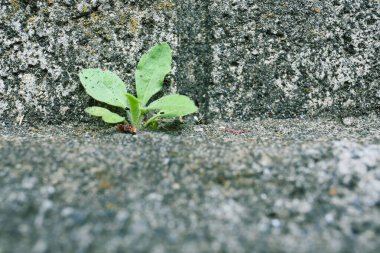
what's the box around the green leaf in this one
[85,107,125,124]
[126,93,141,128]
[146,94,198,118]
[135,43,172,106]
[79,68,129,109]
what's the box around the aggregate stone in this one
[178,0,380,120]
[1,115,380,253]
[0,0,178,124]
[1,0,380,124]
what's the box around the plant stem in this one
[144,113,160,128]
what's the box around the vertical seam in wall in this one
[175,0,214,123]
[203,0,213,122]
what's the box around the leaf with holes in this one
[80,69,129,109]
[135,42,172,106]
[146,94,198,118]
[85,107,125,123]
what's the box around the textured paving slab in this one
[1,116,380,253]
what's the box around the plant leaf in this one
[135,43,172,106]
[79,68,129,109]
[146,94,198,118]
[85,107,125,123]
[126,93,141,128]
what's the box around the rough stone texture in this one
[178,0,380,120]
[2,2,380,252]
[1,116,380,252]
[1,0,380,124]
[0,0,178,124]
[176,0,212,122]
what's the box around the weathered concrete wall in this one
[1,0,379,124]
[177,0,380,120]
[0,0,177,124]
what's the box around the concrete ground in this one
[1,115,380,253]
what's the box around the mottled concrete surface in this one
[1,115,380,253]
[2,1,380,252]
[178,0,380,120]
[0,0,177,124]
[1,0,379,124]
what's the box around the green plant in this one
[79,42,198,132]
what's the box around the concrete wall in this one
[178,0,380,120]
[1,0,379,124]
[0,0,177,124]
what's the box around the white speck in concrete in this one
[20,73,37,103]
[0,79,4,93]
[271,219,281,228]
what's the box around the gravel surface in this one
[1,116,380,253]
